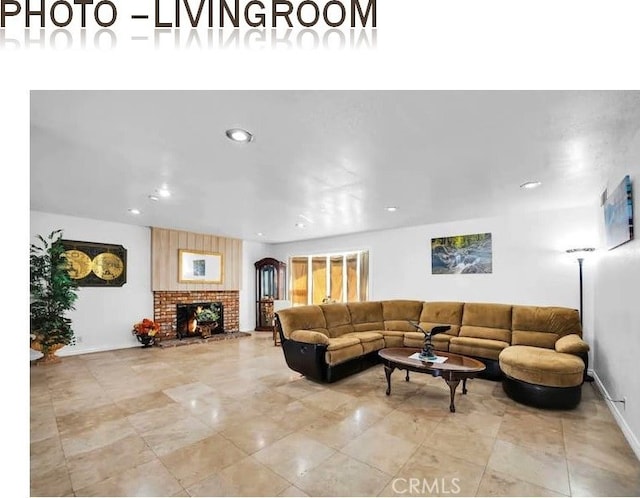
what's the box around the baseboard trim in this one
[30,343,139,360]
[592,369,640,461]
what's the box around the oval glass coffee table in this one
[378,348,486,412]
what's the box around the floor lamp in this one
[566,247,595,382]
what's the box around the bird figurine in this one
[408,321,451,361]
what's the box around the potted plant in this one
[30,230,79,364]
[195,307,220,337]
[132,318,160,347]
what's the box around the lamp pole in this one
[566,247,595,382]
[577,256,584,328]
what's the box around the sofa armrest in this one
[555,334,590,354]
[289,329,330,345]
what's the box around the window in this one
[289,251,369,306]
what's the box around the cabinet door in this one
[255,258,286,331]
[259,264,276,299]
[257,300,274,328]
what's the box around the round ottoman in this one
[499,345,585,409]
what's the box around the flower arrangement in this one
[133,318,160,337]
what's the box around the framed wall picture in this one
[178,249,223,283]
[603,175,634,250]
[61,240,127,287]
[431,232,492,274]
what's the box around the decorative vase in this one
[30,339,64,364]
[136,334,155,348]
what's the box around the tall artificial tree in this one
[30,230,78,362]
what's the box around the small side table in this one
[273,328,281,347]
[271,301,290,347]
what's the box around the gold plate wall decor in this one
[92,253,125,280]
[64,249,93,279]
[62,240,127,287]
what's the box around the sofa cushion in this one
[325,341,364,366]
[555,334,590,354]
[382,300,423,331]
[404,331,452,351]
[419,302,464,337]
[385,320,420,332]
[277,306,328,339]
[460,325,511,343]
[289,330,330,345]
[512,330,558,349]
[375,330,405,348]
[362,338,385,354]
[326,336,360,350]
[347,302,384,331]
[449,336,509,360]
[381,330,405,337]
[383,335,405,348]
[512,305,582,340]
[462,303,512,329]
[341,332,385,355]
[342,331,384,343]
[499,345,584,388]
[320,303,354,338]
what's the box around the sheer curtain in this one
[330,256,343,302]
[290,257,308,306]
[289,251,369,306]
[312,257,327,304]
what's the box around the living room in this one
[29,90,640,496]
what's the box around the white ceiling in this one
[30,91,640,243]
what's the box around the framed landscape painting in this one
[431,233,492,274]
[603,175,634,250]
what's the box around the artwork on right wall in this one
[431,232,492,274]
[603,175,634,250]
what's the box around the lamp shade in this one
[566,248,596,258]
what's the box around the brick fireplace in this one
[153,291,239,341]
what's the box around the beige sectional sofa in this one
[275,300,590,409]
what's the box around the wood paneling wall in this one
[151,227,243,291]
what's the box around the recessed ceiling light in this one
[257,232,264,237]
[226,128,253,143]
[156,187,171,198]
[128,208,141,215]
[295,222,305,228]
[385,206,399,212]
[148,195,159,201]
[520,181,542,189]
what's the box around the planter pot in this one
[198,320,218,338]
[135,335,156,348]
[30,340,64,365]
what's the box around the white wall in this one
[592,142,640,457]
[272,205,599,346]
[239,240,270,331]
[30,211,153,355]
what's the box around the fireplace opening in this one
[176,302,224,339]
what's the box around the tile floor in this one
[31,333,640,497]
